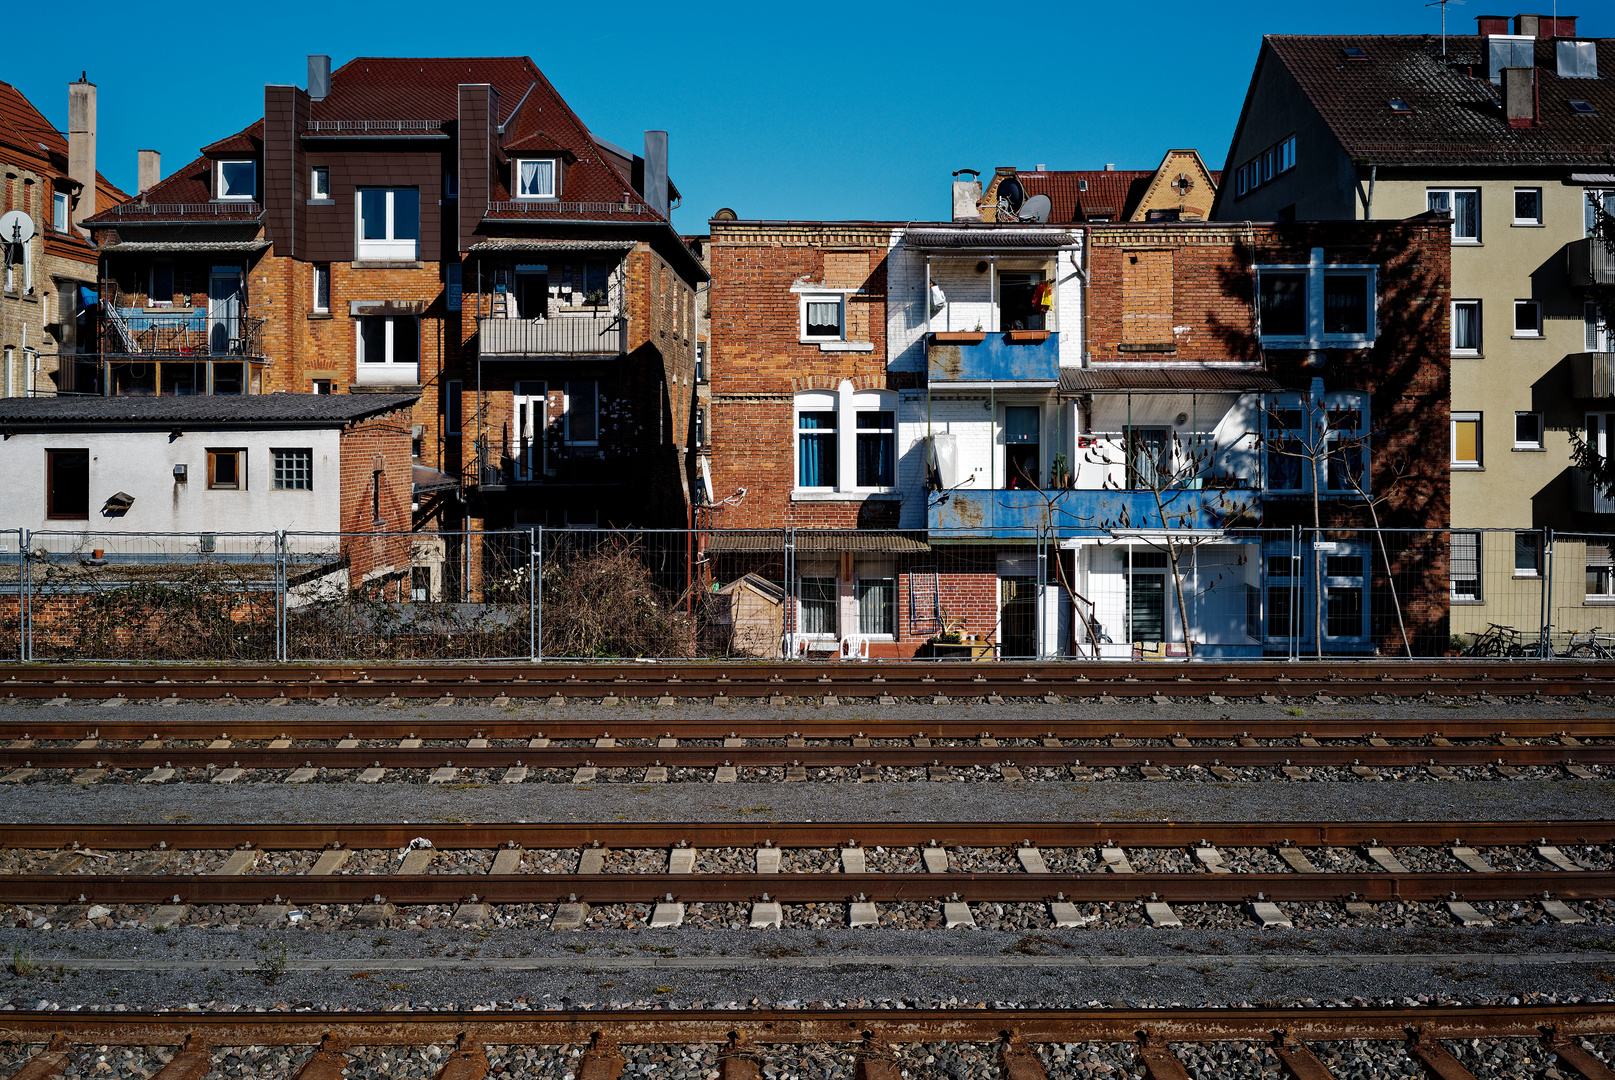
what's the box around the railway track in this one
[4,660,1615,701]
[1,821,1609,921]
[2,1004,1613,1080]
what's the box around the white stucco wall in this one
[2,428,344,545]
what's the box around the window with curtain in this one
[857,577,895,636]
[1451,532,1481,600]
[798,411,837,487]
[1429,189,1480,242]
[517,159,556,199]
[856,410,894,487]
[1453,300,1481,353]
[1125,427,1169,489]
[803,296,843,339]
[799,577,837,635]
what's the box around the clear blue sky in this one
[11,0,1608,232]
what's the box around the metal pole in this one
[529,526,538,663]
[1541,526,1554,658]
[276,531,287,663]
[19,530,29,663]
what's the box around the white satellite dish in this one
[1019,194,1052,224]
[0,210,35,246]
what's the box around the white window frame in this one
[1513,299,1543,338]
[855,563,897,640]
[354,187,420,261]
[794,389,838,493]
[851,390,897,492]
[800,293,846,343]
[354,314,419,382]
[1451,299,1482,355]
[1319,544,1370,644]
[1586,189,1613,237]
[1589,300,1612,352]
[1255,250,1377,348]
[1451,412,1482,469]
[796,567,840,641]
[1451,532,1482,602]
[216,159,256,201]
[312,263,330,314]
[1514,531,1543,578]
[52,191,69,232]
[310,166,330,201]
[1512,187,1542,226]
[1514,411,1543,449]
[1428,187,1480,244]
[514,158,558,200]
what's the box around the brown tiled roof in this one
[1264,34,1615,165]
[313,57,537,124]
[0,79,128,252]
[85,121,265,226]
[1019,170,1153,222]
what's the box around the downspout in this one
[1365,165,1377,220]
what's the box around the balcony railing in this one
[927,331,1060,384]
[101,300,265,360]
[929,487,1259,539]
[1567,236,1615,287]
[478,314,626,357]
[1571,352,1615,398]
[1574,468,1615,515]
[98,202,262,218]
[485,200,656,216]
[304,119,446,135]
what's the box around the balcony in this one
[478,314,626,358]
[1567,237,1615,287]
[927,331,1059,385]
[1573,468,1615,514]
[1571,352,1615,398]
[928,486,1259,539]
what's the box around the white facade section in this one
[1076,540,1262,657]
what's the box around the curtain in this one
[857,578,894,636]
[806,300,840,337]
[798,411,836,487]
[800,578,837,635]
[520,160,552,198]
[856,410,893,487]
[1455,302,1479,350]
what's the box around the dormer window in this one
[516,158,557,200]
[216,160,256,200]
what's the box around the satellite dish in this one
[1020,194,1052,224]
[0,211,35,245]
[997,176,1026,214]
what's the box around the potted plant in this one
[1004,329,1051,343]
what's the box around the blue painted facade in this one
[926,332,1060,384]
[927,487,1260,540]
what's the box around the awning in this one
[412,465,460,495]
[467,239,637,253]
[905,227,1078,250]
[1059,367,1282,394]
[706,532,930,554]
[97,240,272,253]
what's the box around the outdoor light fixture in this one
[173,464,188,482]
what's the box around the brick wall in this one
[337,405,415,589]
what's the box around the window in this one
[355,187,420,260]
[1514,412,1543,449]
[1125,427,1170,489]
[1589,301,1613,352]
[1588,543,1615,599]
[149,262,174,307]
[1513,300,1542,337]
[1234,135,1295,199]
[1451,532,1481,601]
[564,380,598,444]
[207,448,245,490]
[1587,190,1613,236]
[999,271,1047,331]
[356,315,420,379]
[695,405,706,448]
[52,191,68,232]
[1005,406,1040,488]
[217,160,255,200]
[1452,300,1482,354]
[1428,188,1480,243]
[857,576,895,637]
[1513,188,1542,225]
[797,408,837,488]
[310,166,330,201]
[312,263,330,313]
[1570,99,1596,115]
[45,449,89,520]
[443,170,458,198]
[1123,550,1168,642]
[695,342,706,383]
[272,448,312,491]
[799,577,837,636]
[1515,532,1542,577]
[1323,552,1366,639]
[1265,409,1304,491]
[1452,413,1482,468]
[515,158,557,200]
[801,294,844,341]
[311,379,331,394]
[444,380,461,436]
[446,263,461,312]
[1256,257,1376,347]
[855,409,895,487]
[1277,136,1295,172]
[1389,98,1412,112]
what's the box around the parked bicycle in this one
[1462,622,1537,658]
[1559,627,1615,660]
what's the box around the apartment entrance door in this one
[208,267,242,354]
[514,381,547,481]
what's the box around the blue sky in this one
[11,0,1609,232]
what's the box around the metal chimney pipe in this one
[643,130,669,219]
[68,75,97,225]
[308,55,331,101]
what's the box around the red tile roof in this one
[1264,34,1615,165]
[86,121,265,225]
[0,78,128,246]
[313,57,539,124]
[1018,170,1154,221]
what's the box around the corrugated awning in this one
[1059,367,1282,395]
[467,239,637,253]
[98,240,272,253]
[706,532,930,554]
[905,228,1077,250]
[412,465,460,494]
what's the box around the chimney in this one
[67,74,96,226]
[1513,13,1539,36]
[308,55,331,101]
[952,172,983,222]
[1475,15,1511,35]
[643,130,669,219]
[1104,163,1115,171]
[1502,65,1538,126]
[1035,163,1046,172]
[137,150,161,198]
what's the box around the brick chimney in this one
[137,150,161,198]
[1502,66,1538,127]
[67,74,96,225]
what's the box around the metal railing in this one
[98,283,265,359]
[304,119,446,134]
[98,202,262,218]
[486,200,655,216]
[478,314,626,356]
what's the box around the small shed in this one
[713,573,785,658]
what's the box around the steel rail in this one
[0,870,1607,906]
[1,1004,1613,1046]
[4,719,1613,739]
[6,819,1612,850]
[4,746,1611,770]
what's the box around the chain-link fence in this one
[3,526,1614,662]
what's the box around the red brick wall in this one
[338,406,415,589]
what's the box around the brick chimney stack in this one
[1502,66,1538,127]
[68,74,97,225]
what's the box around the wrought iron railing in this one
[99,202,262,218]
[478,314,626,356]
[485,200,655,216]
[304,119,447,135]
[97,283,265,358]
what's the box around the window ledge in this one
[1511,221,1546,228]
[1452,351,1483,359]
[801,339,875,352]
[1512,446,1545,452]
[1451,598,1487,605]
[1512,573,1542,580]
[1450,464,1485,471]
[351,261,426,270]
[791,490,901,502]
[1511,334,1544,340]
[307,311,333,320]
[1585,598,1615,605]
[306,199,336,207]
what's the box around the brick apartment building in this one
[79,55,705,546]
[1,76,126,397]
[707,189,1451,658]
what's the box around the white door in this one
[208,267,242,354]
[515,381,546,481]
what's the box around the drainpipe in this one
[1365,165,1377,220]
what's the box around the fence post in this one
[276,531,287,663]
[529,526,539,663]
[1541,527,1554,658]
[19,529,29,664]
[1289,525,1300,663]
[784,527,796,660]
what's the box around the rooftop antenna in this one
[1426,0,1466,58]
